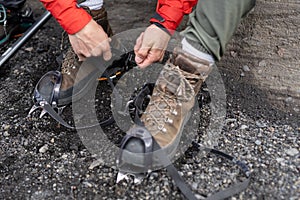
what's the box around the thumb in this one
[135,46,150,64]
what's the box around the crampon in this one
[28,49,136,129]
[28,49,251,200]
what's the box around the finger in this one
[134,32,144,53]
[158,50,166,62]
[90,37,111,58]
[78,53,86,61]
[135,45,151,65]
[76,40,92,58]
[134,33,145,64]
[99,39,112,61]
[137,49,162,68]
[102,46,112,61]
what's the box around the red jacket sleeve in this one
[40,0,92,34]
[150,0,198,34]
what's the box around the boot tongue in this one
[157,64,195,101]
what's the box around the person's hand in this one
[134,24,171,68]
[68,19,112,61]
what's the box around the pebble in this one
[39,144,48,153]
[240,125,248,130]
[255,140,262,145]
[3,131,10,137]
[285,148,299,156]
[256,121,267,128]
[276,158,285,163]
[2,124,10,130]
[89,159,104,170]
[258,60,267,67]
[243,65,250,72]
[24,47,34,52]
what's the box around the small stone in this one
[285,97,293,103]
[256,121,267,128]
[285,148,299,156]
[240,125,248,130]
[61,154,68,159]
[243,65,250,72]
[3,131,10,137]
[89,159,104,170]
[83,181,93,187]
[276,158,285,163]
[258,60,267,67]
[230,51,237,57]
[226,118,237,123]
[25,47,34,52]
[2,124,10,131]
[240,72,245,77]
[39,144,48,153]
[255,140,262,145]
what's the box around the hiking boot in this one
[120,47,213,172]
[38,7,113,106]
[0,1,34,45]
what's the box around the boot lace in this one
[142,63,197,135]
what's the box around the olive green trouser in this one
[181,0,256,61]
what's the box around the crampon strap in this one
[159,140,251,200]
[29,67,115,129]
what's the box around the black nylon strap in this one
[42,102,115,130]
[152,139,199,200]
[150,137,251,200]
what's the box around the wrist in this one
[150,12,177,35]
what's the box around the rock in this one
[285,148,299,156]
[2,124,10,131]
[89,159,104,170]
[3,131,10,137]
[256,121,267,128]
[243,65,251,72]
[24,47,34,52]
[258,60,267,67]
[276,158,285,163]
[39,144,49,153]
[255,140,262,145]
[240,125,248,130]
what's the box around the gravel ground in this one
[0,0,299,199]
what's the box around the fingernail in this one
[103,53,112,61]
[135,56,143,64]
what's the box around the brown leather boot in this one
[121,47,212,171]
[40,7,113,106]
[142,47,212,148]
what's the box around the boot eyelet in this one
[165,118,173,124]
[171,110,178,116]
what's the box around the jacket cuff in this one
[41,0,92,34]
[150,12,179,35]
